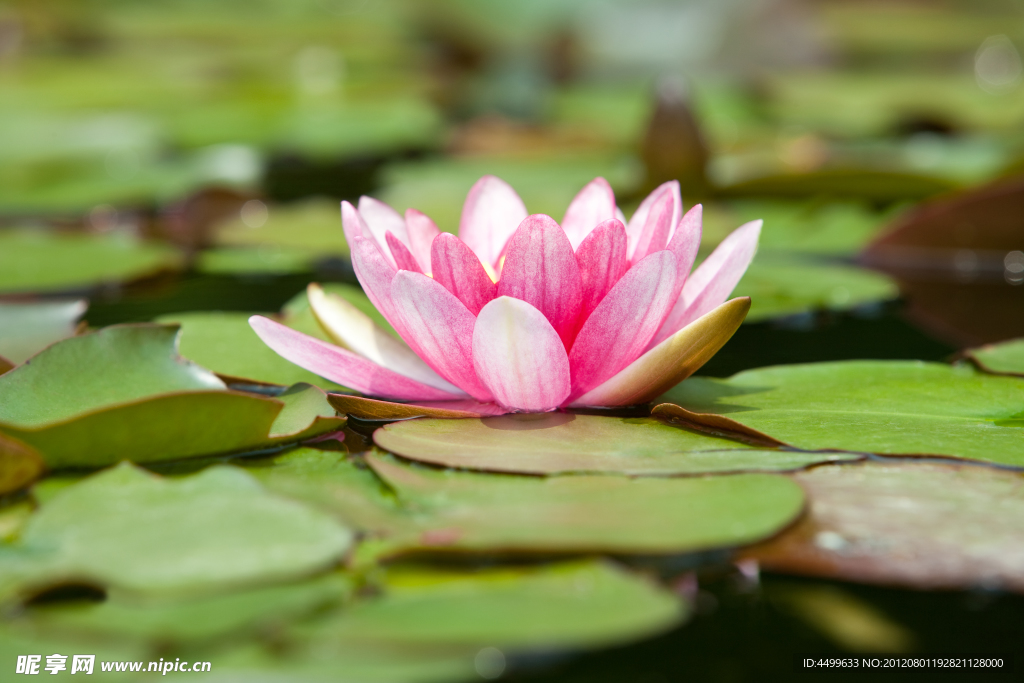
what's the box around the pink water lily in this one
[250,176,759,414]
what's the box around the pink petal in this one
[496,214,583,349]
[405,209,441,273]
[458,175,528,268]
[666,203,703,279]
[307,283,460,394]
[358,196,408,257]
[386,231,422,273]
[575,218,628,324]
[472,296,570,412]
[249,316,463,401]
[561,177,617,250]
[567,250,678,400]
[390,271,493,402]
[651,219,761,347]
[341,200,367,245]
[431,233,497,315]
[349,235,401,331]
[570,297,750,407]
[626,181,681,259]
[629,185,677,263]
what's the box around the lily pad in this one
[247,448,805,558]
[0,433,46,496]
[659,360,1024,467]
[744,462,1024,592]
[308,559,684,650]
[0,231,182,295]
[734,255,898,322]
[373,414,858,475]
[0,325,345,467]
[718,169,956,202]
[8,463,352,597]
[966,338,1024,377]
[155,312,344,390]
[0,300,87,364]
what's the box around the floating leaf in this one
[744,462,1024,592]
[660,360,1024,466]
[328,395,507,420]
[373,414,857,475]
[0,300,86,365]
[248,448,805,558]
[966,338,1024,377]
[310,560,685,651]
[0,231,182,294]
[9,463,352,597]
[155,312,344,390]
[0,326,345,467]
[0,433,46,496]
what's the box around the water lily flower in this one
[250,176,759,414]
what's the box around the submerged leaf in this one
[744,462,1024,592]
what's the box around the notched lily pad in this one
[374,414,857,475]
[247,447,805,559]
[0,325,345,467]
[966,338,1024,377]
[743,462,1024,592]
[8,463,353,597]
[366,451,806,556]
[661,360,1024,467]
[0,300,87,365]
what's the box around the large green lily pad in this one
[309,559,684,650]
[966,338,1024,377]
[0,231,182,294]
[6,463,352,597]
[0,300,86,365]
[659,360,1024,466]
[374,414,857,476]
[155,311,344,390]
[0,325,345,467]
[247,448,805,558]
[744,462,1024,592]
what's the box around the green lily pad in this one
[30,572,354,645]
[8,463,352,597]
[0,300,86,365]
[0,231,182,294]
[660,360,1024,467]
[0,325,345,467]
[966,338,1024,377]
[155,311,344,390]
[308,559,684,651]
[734,255,898,322]
[373,414,858,476]
[745,461,1024,592]
[247,448,805,558]
[718,169,956,201]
